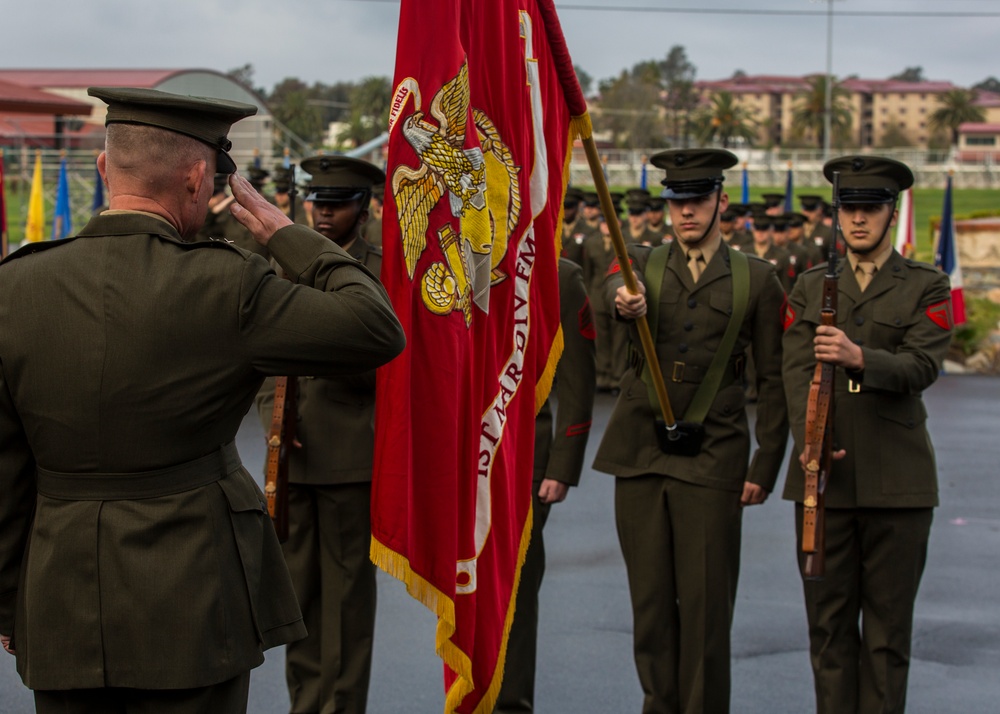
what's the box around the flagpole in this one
[0,148,8,258]
[577,134,678,433]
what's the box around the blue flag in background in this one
[91,164,104,213]
[784,163,794,212]
[934,174,966,326]
[640,159,647,190]
[741,163,749,204]
[51,156,72,240]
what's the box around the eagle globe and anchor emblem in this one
[389,62,522,325]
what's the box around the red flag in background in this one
[371,1,587,712]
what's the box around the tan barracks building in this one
[694,74,1000,150]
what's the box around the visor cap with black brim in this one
[300,155,386,203]
[798,194,825,210]
[761,193,785,208]
[823,155,914,205]
[650,148,739,200]
[88,86,257,174]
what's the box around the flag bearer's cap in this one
[649,148,739,199]
[88,86,256,174]
[823,155,914,204]
[300,155,386,203]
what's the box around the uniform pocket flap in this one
[875,395,927,429]
[709,290,734,316]
[873,304,919,329]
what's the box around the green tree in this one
[338,76,392,147]
[789,76,853,149]
[929,89,987,145]
[877,120,913,149]
[574,65,593,97]
[594,67,667,149]
[693,92,758,148]
[889,66,925,83]
[226,63,265,96]
[973,77,1000,94]
[269,79,325,147]
[659,46,698,147]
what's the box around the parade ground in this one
[1,375,998,713]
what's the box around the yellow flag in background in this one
[25,151,45,243]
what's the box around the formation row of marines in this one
[0,86,950,714]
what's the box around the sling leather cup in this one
[655,418,705,457]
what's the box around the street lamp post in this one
[824,0,834,160]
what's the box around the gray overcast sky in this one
[2,0,998,93]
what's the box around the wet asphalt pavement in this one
[2,374,998,713]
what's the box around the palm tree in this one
[929,89,986,145]
[693,92,758,148]
[790,76,853,149]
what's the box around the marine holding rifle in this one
[781,156,953,714]
[255,154,386,714]
[0,87,405,713]
[592,148,788,714]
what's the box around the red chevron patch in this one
[783,297,795,331]
[926,299,953,330]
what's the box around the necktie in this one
[856,262,877,291]
[688,248,705,283]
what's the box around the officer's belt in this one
[663,354,745,387]
[36,441,241,501]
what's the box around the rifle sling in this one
[641,244,750,425]
[265,376,292,517]
[802,361,834,553]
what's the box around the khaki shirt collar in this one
[681,231,723,266]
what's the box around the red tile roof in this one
[0,68,191,89]
[0,79,91,115]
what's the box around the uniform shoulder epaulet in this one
[193,236,255,258]
[902,256,944,274]
[0,236,80,266]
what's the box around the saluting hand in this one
[615,283,647,319]
[813,325,864,371]
[229,172,294,247]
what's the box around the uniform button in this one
[684,321,694,331]
[855,339,864,346]
[894,318,902,326]
[687,298,697,308]
[893,265,901,272]
[854,316,864,326]
[678,344,688,353]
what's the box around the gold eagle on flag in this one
[392,62,521,324]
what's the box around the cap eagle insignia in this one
[391,62,521,325]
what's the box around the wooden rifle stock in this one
[801,171,841,580]
[264,162,299,543]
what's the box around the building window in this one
[967,136,997,146]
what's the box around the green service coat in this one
[781,250,953,508]
[593,241,789,493]
[0,213,405,691]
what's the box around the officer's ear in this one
[186,159,210,203]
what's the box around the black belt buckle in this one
[655,419,705,457]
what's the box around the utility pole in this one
[823,0,836,161]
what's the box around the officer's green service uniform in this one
[257,154,386,714]
[0,87,405,714]
[593,149,788,714]
[495,258,596,713]
[782,156,953,714]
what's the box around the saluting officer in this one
[0,87,405,713]
[593,148,788,714]
[782,156,953,714]
[256,154,387,714]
